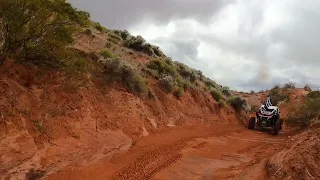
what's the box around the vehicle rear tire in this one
[272,119,281,135]
[248,117,256,130]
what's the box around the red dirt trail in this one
[45,124,289,180]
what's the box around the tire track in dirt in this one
[111,129,243,180]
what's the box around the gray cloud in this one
[69,0,320,92]
[69,0,230,29]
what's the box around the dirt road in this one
[45,124,288,180]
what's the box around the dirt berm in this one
[267,126,320,180]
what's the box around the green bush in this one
[147,59,178,78]
[306,90,320,99]
[143,44,155,56]
[100,49,114,58]
[152,46,165,57]
[269,87,290,105]
[210,89,224,102]
[174,87,184,98]
[286,91,320,128]
[228,96,247,112]
[175,62,192,78]
[182,81,192,90]
[113,29,130,40]
[94,23,104,32]
[219,99,227,108]
[103,58,148,94]
[123,35,164,57]
[222,86,232,97]
[159,75,176,93]
[0,0,90,65]
[204,79,218,88]
[61,48,89,72]
[84,29,93,36]
[124,35,146,51]
[109,33,122,41]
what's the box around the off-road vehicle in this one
[248,95,283,135]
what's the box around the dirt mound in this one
[267,127,320,180]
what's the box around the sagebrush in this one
[103,58,148,94]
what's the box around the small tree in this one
[0,0,90,64]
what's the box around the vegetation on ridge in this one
[0,0,248,112]
[286,90,320,128]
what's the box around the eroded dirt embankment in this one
[0,60,238,179]
[267,127,320,180]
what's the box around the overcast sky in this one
[69,0,320,92]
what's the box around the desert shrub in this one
[174,87,184,98]
[108,37,119,44]
[307,90,320,99]
[286,91,320,128]
[103,58,147,94]
[109,33,122,41]
[175,62,192,77]
[123,35,164,57]
[152,46,165,57]
[0,0,90,66]
[304,84,312,92]
[165,58,173,65]
[228,96,247,112]
[94,22,104,32]
[284,82,295,89]
[113,29,130,40]
[219,99,227,108]
[84,29,93,36]
[159,75,176,93]
[250,90,255,94]
[182,81,192,90]
[222,86,232,97]
[143,44,155,56]
[204,79,218,88]
[61,48,90,72]
[269,87,290,105]
[210,89,224,102]
[195,70,205,80]
[174,62,199,83]
[100,49,114,58]
[124,35,146,51]
[147,59,178,78]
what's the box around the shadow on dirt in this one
[252,127,287,137]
